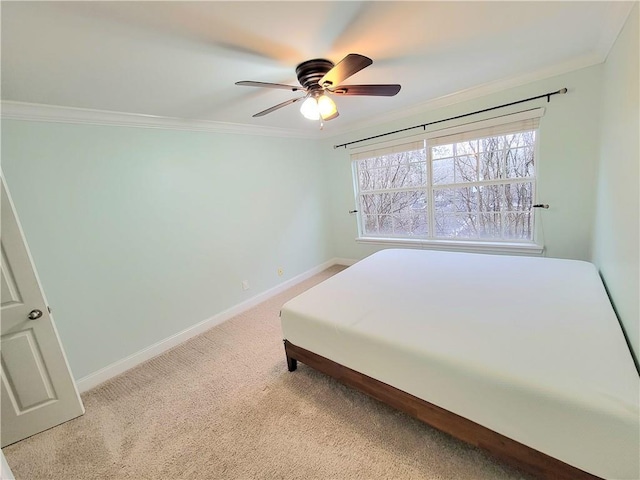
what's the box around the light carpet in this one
[3,265,531,480]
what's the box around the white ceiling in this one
[1,1,633,137]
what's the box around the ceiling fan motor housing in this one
[295,59,334,92]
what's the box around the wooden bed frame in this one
[284,340,602,480]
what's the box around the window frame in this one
[350,109,544,255]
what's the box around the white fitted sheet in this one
[281,249,640,479]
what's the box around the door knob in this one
[28,309,43,320]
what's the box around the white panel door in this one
[1,177,84,447]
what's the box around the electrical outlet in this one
[277,267,284,277]
[242,280,250,291]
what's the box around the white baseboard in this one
[75,257,356,393]
[333,257,358,266]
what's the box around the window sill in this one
[355,237,544,256]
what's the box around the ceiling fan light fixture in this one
[300,94,338,121]
[300,97,320,120]
[318,95,338,120]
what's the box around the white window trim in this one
[351,108,545,254]
[355,237,544,256]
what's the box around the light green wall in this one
[1,122,330,379]
[322,65,604,262]
[592,5,639,362]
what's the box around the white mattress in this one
[281,249,640,479]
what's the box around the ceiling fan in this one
[235,53,401,122]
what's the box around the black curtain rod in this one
[333,87,568,149]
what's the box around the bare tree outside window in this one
[433,131,535,240]
[357,147,428,237]
[354,128,537,243]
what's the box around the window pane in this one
[434,182,535,240]
[511,130,536,147]
[505,146,535,178]
[385,165,408,189]
[478,213,502,238]
[359,190,427,238]
[362,156,381,169]
[362,214,378,235]
[431,149,477,185]
[478,184,504,211]
[391,191,422,214]
[454,155,478,182]
[357,148,427,192]
[433,158,454,185]
[480,150,505,180]
[357,166,372,191]
[360,193,375,212]
[407,162,427,187]
[503,182,533,211]
[434,187,477,214]
[392,215,410,235]
[373,168,388,190]
[432,144,453,159]
[455,140,478,156]
[410,212,429,236]
[358,165,393,191]
[434,213,458,237]
[402,149,427,164]
[434,189,454,213]
[379,215,393,235]
[504,212,533,240]
[434,213,478,238]
[378,193,392,214]
[387,165,411,188]
[361,193,392,216]
[391,211,429,236]
[392,193,429,236]
[410,192,428,212]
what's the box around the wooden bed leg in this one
[284,340,297,371]
[287,355,297,372]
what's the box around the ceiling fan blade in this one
[252,97,305,117]
[236,81,302,92]
[319,53,372,88]
[329,84,401,96]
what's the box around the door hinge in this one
[47,306,51,314]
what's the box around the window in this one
[352,111,541,250]
[355,141,428,238]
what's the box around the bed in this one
[280,249,639,480]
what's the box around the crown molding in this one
[328,52,606,139]
[0,101,319,139]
